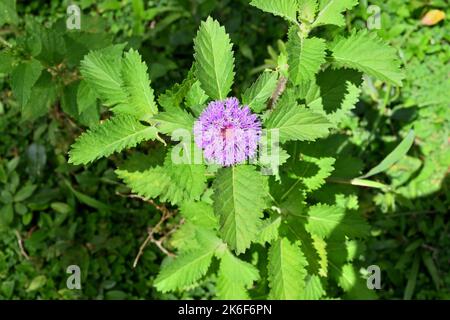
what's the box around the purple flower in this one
[194,97,262,166]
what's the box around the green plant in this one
[66,0,412,300]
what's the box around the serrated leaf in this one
[305,204,345,238]
[10,59,43,107]
[152,107,195,136]
[298,0,318,23]
[118,49,157,120]
[311,0,358,28]
[154,245,216,292]
[186,80,208,116]
[116,153,206,205]
[299,275,325,299]
[287,29,326,85]
[194,17,235,100]
[307,68,363,124]
[180,201,218,229]
[257,216,281,245]
[264,103,332,143]
[331,30,404,86]
[293,155,335,191]
[242,71,278,112]
[268,237,308,299]
[69,115,158,165]
[217,250,259,299]
[212,165,268,254]
[80,45,127,107]
[250,0,298,23]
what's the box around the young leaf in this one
[212,165,268,254]
[69,115,158,165]
[250,0,298,23]
[264,103,332,143]
[311,0,358,28]
[194,17,235,100]
[216,250,260,299]
[268,238,308,299]
[287,29,326,85]
[119,49,157,120]
[10,59,43,107]
[331,30,404,86]
[242,71,278,113]
[185,80,208,116]
[360,130,415,178]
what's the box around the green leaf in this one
[268,237,308,299]
[0,51,16,74]
[22,71,57,122]
[404,254,420,300]
[305,204,369,238]
[299,275,325,299]
[256,216,281,245]
[298,0,318,23]
[116,153,206,205]
[212,165,268,254]
[305,204,345,238]
[264,103,332,143]
[242,71,278,113]
[80,45,128,107]
[10,59,43,107]
[0,0,18,26]
[292,155,335,192]
[154,233,220,292]
[194,17,235,100]
[311,0,358,28]
[185,80,208,116]
[334,263,377,299]
[152,107,195,136]
[0,203,13,227]
[250,0,298,23]
[14,183,37,202]
[77,80,98,115]
[118,49,157,120]
[64,180,110,211]
[331,30,404,86]
[287,29,326,85]
[69,115,158,165]
[306,68,363,124]
[180,201,218,229]
[361,130,415,178]
[217,250,260,299]
[26,275,46,292]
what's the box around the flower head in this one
[194,97,262,166]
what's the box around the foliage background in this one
[0,0,448,299]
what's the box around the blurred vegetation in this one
[0,0,448,299]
